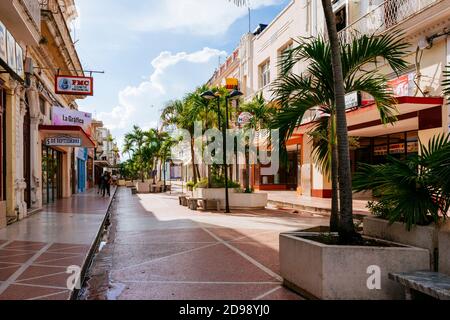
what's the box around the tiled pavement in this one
[0,188,116,300]
[82,188,331,300]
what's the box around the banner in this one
[55,75,94,96]
[52,107,93,136]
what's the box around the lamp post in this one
[201,89,242,214]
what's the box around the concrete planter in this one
[125,181,134,188]
[136,182,150,194]
[439,230,450,276]
[194,188,268,209]
[363,216,441,270]
[118,180,126,187]
[229,193,268,210]
[280,232,430,300]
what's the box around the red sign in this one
[55,75,94,96]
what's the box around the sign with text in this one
[238,112,254,126]
[52,107,92,136]
[345,91,361,110]
[388,72,416,97]
[55,75,94,96]
[45,136,82,147]
[225,78,239,90]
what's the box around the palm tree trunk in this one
[321,0,355,240]
[190,138,198,184]
[330,143,339,232]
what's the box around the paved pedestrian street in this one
[0,189,116,300]
[81,188,330,300]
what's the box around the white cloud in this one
[96,47,226,146]
[76,0,284,36]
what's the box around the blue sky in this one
[74,0,289,148]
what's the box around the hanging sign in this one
[345,91,361,110]
[225,78,239,90]
[55,75,94,96]
[52,107,93,136]
[45,136,82,147]
[238,112,254,125]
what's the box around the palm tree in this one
[240,93,277,192]
[161,98,202,184]
[353,134,450,231]
[123,125,147,182]
[271,33,409,235]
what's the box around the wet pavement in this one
[0,188,116,300]
[81,187,330,300]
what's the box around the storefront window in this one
[407,131,419,155]
[42,145,63,204]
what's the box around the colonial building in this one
[0,0,97,229]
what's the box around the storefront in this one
[352,131,419,171]
[41,145,63,204]
[76,148,87,193]
[39,125,95,202]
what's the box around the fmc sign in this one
[55,75,94,96]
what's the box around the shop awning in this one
[39,125,95,148]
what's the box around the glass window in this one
[407,131,419,155]
[260,60,270,88]
[389,133,406,156]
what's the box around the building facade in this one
[204,0,450,198]
[0,0,98,229]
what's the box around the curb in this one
[70,186,119,300]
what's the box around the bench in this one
[179,196,188,206]
[187,198,221,211]
[389,271,450,300]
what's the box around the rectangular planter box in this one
[117,180,126,187]
[194,188,268,209]
[280,232,430,300]
[364,216,439,270]
[439,230,450,276]
[136,182,150,194]
[125,181,134,188]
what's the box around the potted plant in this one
[353,134,450,271]
[186,181,195,192]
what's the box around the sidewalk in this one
[265,191,370,216]
[169,181,370,216]
[0,188,116,300]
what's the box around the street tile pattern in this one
[81,188,330,300]
[0,189,115,300]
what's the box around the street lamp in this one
[201,89,243,213]
[224,90,243,213]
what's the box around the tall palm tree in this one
[240,93,277,192]
[271,33,409,235]
[123,125,147,182]
[161,98,202,184]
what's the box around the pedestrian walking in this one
[102,172,112,197]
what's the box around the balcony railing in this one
[339,0,441,43]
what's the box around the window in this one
[259,60,270,88]
[334,6,347,32]
[279,42,294,75]
[39,96,46,115]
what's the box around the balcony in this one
[0,0,41,44]
[339,0,443,43]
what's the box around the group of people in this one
[98,172,112,197]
